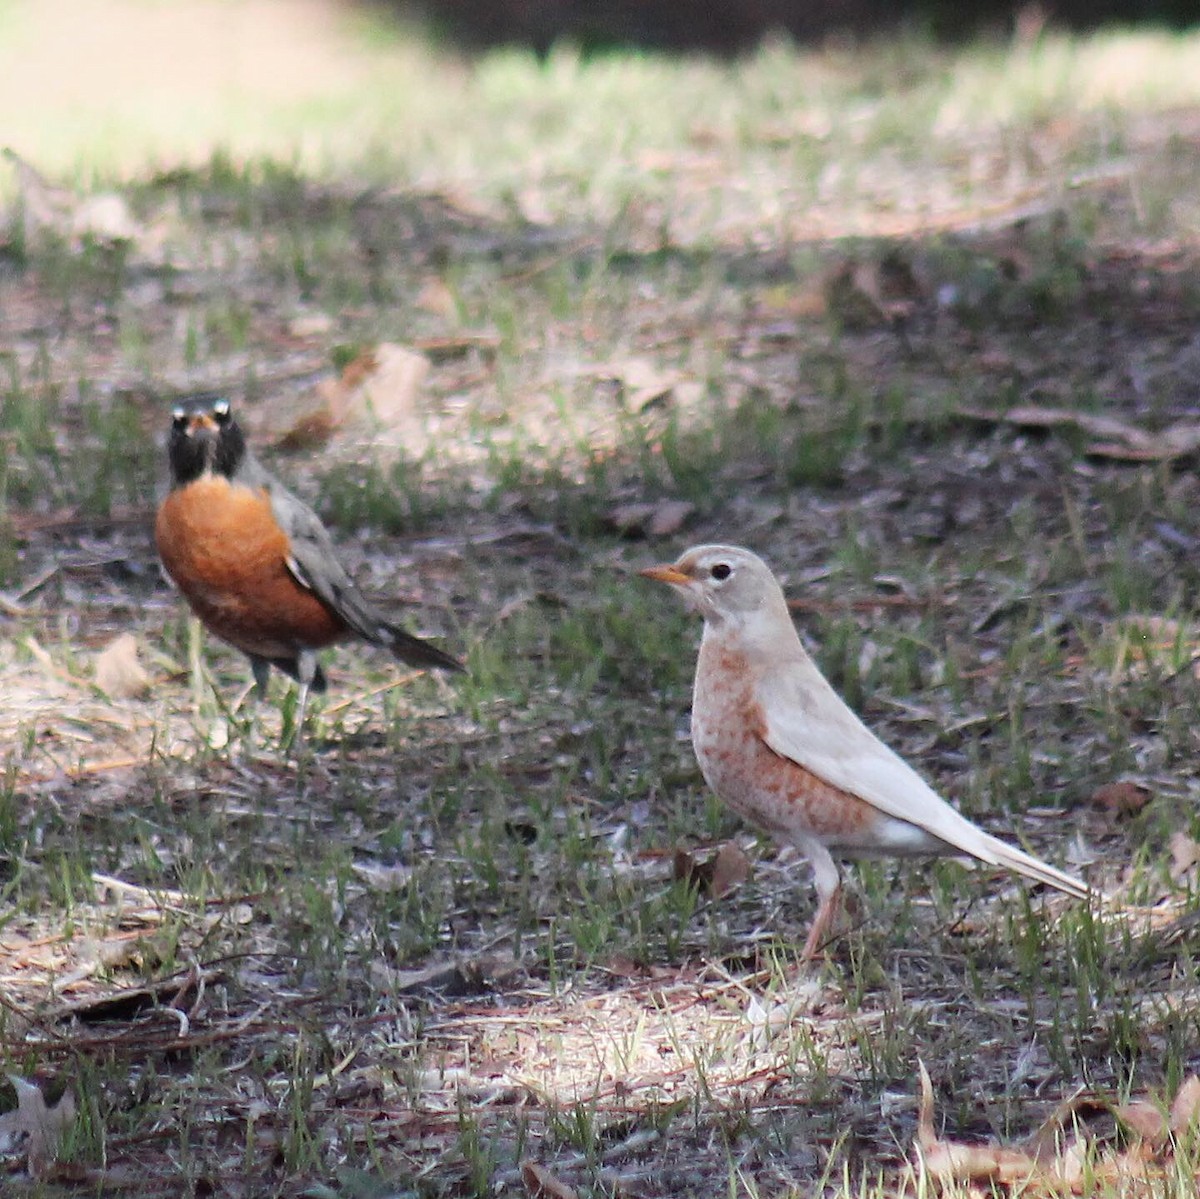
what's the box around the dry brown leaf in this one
[1169,831,1200,881]
[606,499,694,538]
[258,342,431,448]
[917,1066,1200,1195]
[672,848,703,890]
[94,633,151,699]
[958,403,1147,444]
[594,357,683,413]
[521,1160,579,1199]
[4,149,138,248]
[1088,781,1152,818]
[607,502,655,534]
[289,312,335,338]
[3,148,72,242]
[673,842,750,899]
[955,404,1200,464]
[707,842,751,898]
[916,1061,1041,1186]
[1170,1074,1200,1135]
[647,499,695,537]
[1090,423,1200,463]
[344,342,431,427]
[413,333,501,362]
[0,1075,76,1177]
[823,253,922,329]
[415,275,458,319]
[70,192,138,244]
[1114,1098,1169,1145]
[263,379,351,450]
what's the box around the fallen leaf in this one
[413,333,501,362]
[1089,781,1152,818]
[673,841,750,899]
[955,404,1200,464]
[706,842,751,898]
[1169,831,1200,881]
[1114,1098,1168,1144]
[915,1065,1200,1195]
[289,312,335,338]
[0,1075,76,1177]
[70,192,138,245]
[594,357,683,413]
[647,499,695,537]
[823,252,922,329]
[94,633,151,699]
[521,1160,579,1199]
[343,342,431,427]
[957,403,1145,444]
[259,342,431,447]
[350,861,413,892]
[415,275,458,319]
[1170,1074,1200,1135]
[915,1061,1042,1186]
[263,379,350,450]
[3,149,138,249]
[3,147,72,243]
[606,498,695,538]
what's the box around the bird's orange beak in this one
[639,563,692,586]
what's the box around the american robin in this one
[640,544,1089,959]
[155,396,463,737]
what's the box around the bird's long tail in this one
[383,624,465,674]
[976,830,1091,900]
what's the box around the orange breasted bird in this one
[155,396,463,734]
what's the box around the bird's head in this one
[166,396,248,485]
[639,544,789,627]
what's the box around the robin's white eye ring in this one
[710,563,731,581]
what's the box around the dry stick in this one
[320,669,425,717]
[18,755,144,785]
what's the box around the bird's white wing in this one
[756,660,994,854]
[754,658,1089,898]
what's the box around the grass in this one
[1,3,1200,1195]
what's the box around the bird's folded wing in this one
[755,664,1005,862]
[265,480,389,642]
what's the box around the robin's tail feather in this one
[977,830,1091,900]
[383,624,464,673]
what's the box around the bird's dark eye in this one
[211,400,232,425]
[710,563,732,581]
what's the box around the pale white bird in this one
[641,544,1089,960]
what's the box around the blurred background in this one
[3,0,1198,179]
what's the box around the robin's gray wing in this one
[241,456,462,672]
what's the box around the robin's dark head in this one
[166,396,247,485]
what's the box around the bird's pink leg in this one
[801,882,843,960]
[799,840,843,961]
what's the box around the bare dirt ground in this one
[2,4,1200,1197]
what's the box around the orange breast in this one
[156,475,346,659]
[692,638,884,850]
